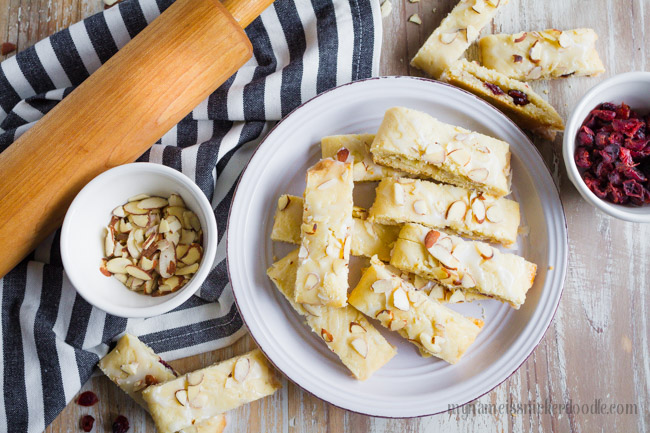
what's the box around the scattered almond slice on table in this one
[100,193,204,296]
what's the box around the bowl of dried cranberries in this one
[564,71,650,222]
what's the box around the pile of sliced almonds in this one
[100,193,203,296]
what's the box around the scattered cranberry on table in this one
[76,391,99,407]
[112,415,130,433]
[80,415,95,432]
[575,102,650,206]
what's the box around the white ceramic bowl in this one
[563,71,650,223]
[61,163,217,318]
[228,76,568,417]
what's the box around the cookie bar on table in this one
[267,250,396,380]
[348,257,483,364]
[370,107,511,197]
[295,158,354,307]
[410,0,510,78]
[99,334,226,433]
[391,223,537,308]
[440,59,564,140]
[142,349,281,433]
[321,134,409,181]
[479,29,605,81]
[271,194,399,262]
[368,178,520,246]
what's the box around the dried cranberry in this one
[612,118,644,136]
[513,54,523,63]
[592,109,617,121]
[507,89,530,106]
[595,131,609,148]
[600,102,618,112]
[574,147,592,168]
[616,103,631,119]
[619,165,647,182]
[584,174,608,199]
[608,170,623,186]
[599,145,619,165]
[483,81,505,96]
[80,415,95,432]
[577,126,595,146]
[608,184,628,204]
[77,391,99,407]
[112,415,130,433]
[594,160,612,178]
[623,179,645,199]
[619,147,636,167]
[607,131,624,146]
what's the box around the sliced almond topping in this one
[448,148,471,167]
[224,377,235,389]
[440,32,458,44]
[558,32,572,48]
[446,200,467,221]
[158,247,177,278]
[527,66,543,80]
[529,40,542,63]
[175,389,188,406]
[372,279,393,293]
[375,309,394,323]
[449,290,466,303]
[475,242,494,259]
[390,318,407,331]
[424,230,440,248]
[349,322,367,333]
[302,303,322,317]
[332,258,347,275]
[436,236,453,251]
[392,288,410,311]
[461,273,476,288]
[427,245,461,270]
[325,243,339,258]
[187,372,204,386]
[413,200,428,215]
[138,197,168,209]
[120,362,138,375]
[106,257,131,274]
[454,133,473,142]
[189,392,208,409]
[298,245,309,259]
[317,179,336,190]
[419,332,441,354]
[423,142,445,164]
[486,0,500,6]
[514,32,527,43]
[393,183,405,205]
[407,290,426,306]
[471,2,485,13]
[485,205,504,223]
[321,328,334,343]
[350,338,368,358]
[305,273,320,290]
[471,196,486,223]
[468,168,489,183]
[477,145,491,154]
[125,265,152,281]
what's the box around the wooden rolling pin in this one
[0,0,274,279]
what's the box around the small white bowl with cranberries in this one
[564,71,650,223]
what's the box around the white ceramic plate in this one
[227,77,567,418]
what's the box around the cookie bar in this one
[321,134,409,181]
[142,349,281,433]
[440,60,564,140]
[391,223,537,308]
[99,334,226,433]
[295,158,354,307]
[267,250,397,380]
[370,107,511,197]
[479,29,605,81]
[271,194,399,262]
[348,257,483,364]
[411,0,510,78]
[368,178,520,246]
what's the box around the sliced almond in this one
[138,196,168,209]
[187,372,204,386]
[408,13,422,25]
[124,201,148,215]
[375,309,394,323]
[436,236,453,251]
[390,318,407,331]
[166,206,186,221]
[180,229,196,245]
[486,0,500,6]
[427,245,460,270]
[461,273,476,288]
[106,257,132,274]
[407,290,426,306]
[189,393,208,409]
[424,230,440,248]
[413,200,428,215]
[128,194,150,202]
[475,242,494,259]
[112,205,126,218]
[471,3,485,13]
[126,265,152,281]
[448,149,471,166]
[166,216,183,233]
[158,218,170,233]
[471,197,486,223]
[392,288,410,311]
[183,211,201,232]
[332,258,347,275]
[298,245,309,259]
[277,195,290,211]
[104,227,115,257]
[302,303,322,317]
[393,183,405,205]
[320,328,334,343]
[126,231,141,260]
[181,245,202,265]
[419,332,440,354]
[485,205,504,223]
[446,200,467,221]
[176,244,190,259]
[304,273,320,290]
[175,389,188,406]
[114,273,128,284]
[224,377,235,389]
[449,290,466,303]
[187,384,201,405]
[514,32,527,43]
[325,243,339,258]
[143,278,157,294]
[131,214,149,227]
[349,322,366,333]
[176,263,199,276]
[168,193,185,207]
[527,66,543,80]
[558,32,572,48]
[158,247,177,278]
[423,142,445,164]
[120,219,133,233]
[317,179,336,190]
[529,40,541,63]
[371,279,393,293]
[350,338,368,358]
[440,32,458,44]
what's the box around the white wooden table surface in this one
[0,0,647,431]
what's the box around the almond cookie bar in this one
[267,250,396,380]
[479,29,605,81]
[295,158,354,307]
[368,178,520,246]
[440,59,564,140]
[142,349,281,433]
[411,0,510,78]
[99,334,226,433]
[321,134,410,181]
[391,223,537,308]
[271,194,399,262]
[348,257,483,364]
[370,107,511,197]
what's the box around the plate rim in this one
[226,75,569,418]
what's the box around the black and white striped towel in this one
[0,0,381,430]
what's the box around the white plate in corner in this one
[226,76,568,418]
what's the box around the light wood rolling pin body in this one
[0,0,274,278]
